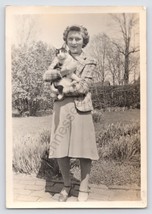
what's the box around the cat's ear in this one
[60,48,67,53]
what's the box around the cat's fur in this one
[44,47,80,100]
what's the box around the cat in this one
[45,46,81,100]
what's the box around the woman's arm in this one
[63,63,96,96]
[43,56,62,82]
[43,68,61,82]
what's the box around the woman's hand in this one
[43,68,61,82]
[63,82,83,95]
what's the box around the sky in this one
[9,11,140,83]
[35,13,120,47]
[11,12,139,48]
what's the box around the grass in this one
[12,109,140,186]
[13,109,140,137]
[13,115,52,137]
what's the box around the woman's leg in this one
[78,158,91,201]
[57,157,71,190]
[79,158,91,192]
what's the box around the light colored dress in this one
[44,51,99,160]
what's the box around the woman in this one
[43,25,99,202]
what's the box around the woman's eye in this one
[68,38,73,41]
[68,37,81,42]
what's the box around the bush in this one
[96,122,140,163]
[13,130,59,176]
[91,83,140,109]
[92,110,104,123]
[12,41,55,116]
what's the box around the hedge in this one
[91,83,140,109]
[12,83,140,117]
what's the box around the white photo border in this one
[5,6,147,209]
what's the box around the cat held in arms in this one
[43,44,81,100]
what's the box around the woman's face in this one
[67,31,83,55]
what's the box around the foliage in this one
[12,41,55,116]
[91,83,140,109]
[13,117,140,185]
[96,122,140,163]
[11,37,140,117]
[11,13,140,117]
[13,131,48,174]
[92,110,103,123]
[13,130,60,177]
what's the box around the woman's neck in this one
[70,50,82,58]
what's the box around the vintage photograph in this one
[6,6,147,208]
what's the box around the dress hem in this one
[49,154,99,161]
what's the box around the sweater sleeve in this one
[64,61,96,96]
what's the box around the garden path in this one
[12,173,141,205]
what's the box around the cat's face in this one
[56,48,67,60]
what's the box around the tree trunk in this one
[124,46,130,85]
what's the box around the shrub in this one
[92,110,104,123]
[96,122,140,163]
[91,83,140,109]
[13,130,60,177]
[12,42,55,116]
[13,132,46,174]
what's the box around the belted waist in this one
[54,94,85,101]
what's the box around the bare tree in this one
[129,54,140,83]
[111,13,139,84]
[87,33,110,83]
[106,39,124,85]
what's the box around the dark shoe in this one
[58,186,72,202]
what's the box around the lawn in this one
[13,115,52,137]
[12,109,140,187]
[13,109,140,137]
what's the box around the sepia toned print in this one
[6,6,147,208]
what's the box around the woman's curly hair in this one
[63,25,89,48]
